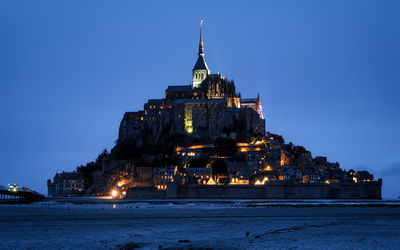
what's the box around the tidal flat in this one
[1,200,400,249]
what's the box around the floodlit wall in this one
[127,180,382,199]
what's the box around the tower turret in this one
[192,20,210,88]
[257,93,264,119]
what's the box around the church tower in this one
[192,20,210,88]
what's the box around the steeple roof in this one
[193,55,209,71]
[193,20,209,72]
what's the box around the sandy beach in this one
[1,200,400,249]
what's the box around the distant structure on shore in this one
[47,171,84,197]
[1,184,45,204]
[48,22,381,199]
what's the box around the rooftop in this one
[174,98,226,104]
[241,98,257,103]
[193,55,209,71]
[166,85,191,92]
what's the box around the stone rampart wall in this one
[127,180,382,199]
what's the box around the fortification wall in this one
[329,180,382,199]
[127,187,166,199]
[264,183,330,199]
[175,185,265,199]
[127,180,382,199]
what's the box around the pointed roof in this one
[193,55,209,71]
[193,20,210,72]
[198,20,204,56]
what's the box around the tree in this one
[210,159,228,176]
[267,133,285,144]
[77,149,109,191]
[188,158,209,168]
[110,140,142,160]
[95,149,109,165]
[214,137,237,157]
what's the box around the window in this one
[201,73,204,79]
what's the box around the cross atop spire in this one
[198,20,204,56]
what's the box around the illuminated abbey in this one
[119,22,265,143]
[47,22,381,200]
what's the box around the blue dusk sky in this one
[0,1,399,198]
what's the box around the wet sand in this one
[1,200,400,249]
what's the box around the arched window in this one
[201,73,204,79]
[195,73,197,79]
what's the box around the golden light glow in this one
[157,185,167,190]
[261,177,269,184]
[8,184,18,192]
[207,178,216,185]
[237,143,250,147]
[187,145,205,149]
[230,178,249,185]
[176,145,207,153]
[111,190,118,197]
[184,105,193,133]
[117,181,125,187]
[263,165,272,171]
[255,177,269,185]
[240,147,249,152]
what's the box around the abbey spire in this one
[198,20,204,56]
[192,20,210,88]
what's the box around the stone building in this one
[47,171,84,197]
[118,23,265,145]
[153,166,178,190]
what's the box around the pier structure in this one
[0,189,45,204]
